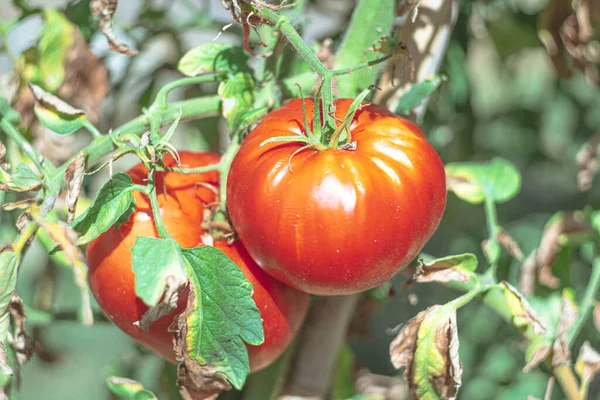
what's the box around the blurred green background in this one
[1,0,599,399]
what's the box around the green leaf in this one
[415,253,478,284]
[0,247,17,355]
[178,43,250,77]
[0,96,21,124]
[106,377,158,400]
[0,164,43,192]
[181,245,264,389]
[218,73,255,132]
[132,237,186,307]
[34,105,86,135]
[395,76,446,115]
[38,9,75,91]
[501,281,547,336]
[72,173,135,245]
[445,158,522,204]
[334,0,395,97]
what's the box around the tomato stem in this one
[146,167,170,239]
[0,117,52,176]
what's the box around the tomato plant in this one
[86,152,309,372]
[227,98,446,295]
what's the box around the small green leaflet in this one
[30,83,87,135]
[445,157,522,205]
[0,164,43,193]
[395,75,446,115]
[218,73,255,132]
[0,247,17,369]
[132,237,186,307]
[178,43,250,77]
[72,173,134,245]
[182,245,264,389]
[106,377,158,400]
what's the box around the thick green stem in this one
[554,365,583,400]
[0,118,49,174]
[567,256,600,346]
[259,8,335,131]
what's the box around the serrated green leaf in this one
[72,173,135,245]
[132,237,186,307]
[218,73,255,131]
[0,164,43,193]
[182,245,264,389]
[334,0,395,97]
[178,43,250,77]
[396,76,446,115]
[38,9,74,91]
[0,247,17,352]
[106,377,158,400]
[445,158,522,204]
[416,253,478,284]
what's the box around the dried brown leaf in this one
[576,130,600,191]
[502,281,547,335]
[390,306,462,400]
[8,294,35,365]
[1,200,36,211]
[171,289,231,400]
[524,342,552,372]
[0,142,5,164]
[28,84,85,117]
[552,292,578,366]
[519,213,588,295]
[574,341,600,385]
[413,255,476,284]
[64,153,85,225]
[594,302,600,332]
[355,369,408,399]
[90,0,138,56]
[497,229,524,261]
[136,276,186,332]
[15,213,29,234]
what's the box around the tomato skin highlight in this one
[86,151,309,372]
[227,99,447,296]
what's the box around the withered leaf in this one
[593,302,600,332]
[519,212,588,295]
[574,341,600,386]
[90,0,138,56]
[28,84,85,117]
[64,153,85,225]
[414,254,477,284]
[552,290,578,367]
[497,229,524,261]
[390,305,462,400]
[501,281,547,336]
[0,142,5,164]
[171,291,232,400]
[576,130,600,191]
[29,206,93,326]
[1,200,36,211]
[523,337,552,372]
[8,294,35,365]
[136,276,185,332]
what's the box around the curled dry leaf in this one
[90,0,137,56]
[413,254,477,284]
[501,281,547,336]
[136,276,186,332]
[8,294,35,365]
[497,229,524,261]
[1,200,36,211]
[552,291,578,367]
[171,290,232,400]
[355,369,408,399]
[574,341,600,386]
[390,305,462,400]
[28,206,93,326]
[0,142,5,164]
[28,84,85,117]
[64,153,85,225]
[576,130,600,191]
[519,213,588,295]
[594,302,600,332]
[524,338,552,372]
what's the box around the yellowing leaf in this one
[501,281,546,336]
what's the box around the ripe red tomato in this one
[227,99,447,296]
[86,151,309,372]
